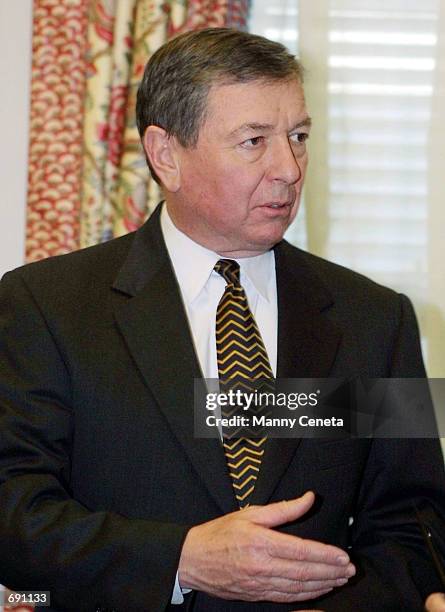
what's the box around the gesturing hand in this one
[178,491,355,603]
[426,593,445,612]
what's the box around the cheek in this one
[227,164,266,202]
[206,165,250,204]
[299,153,309,180]
[181,149,264,215]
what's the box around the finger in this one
[256,556,355,581]
[248,491,315,528]
[250,574,350,595]
[263,527,353,567]
[292,577,349,592]
[292,588,333,602]
[265,587,333,602]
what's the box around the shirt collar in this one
[238,252,274,303]
[160,203,274,304]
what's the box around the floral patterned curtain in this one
[26,0,250,262]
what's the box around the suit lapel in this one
[112,207,237,514]
[250,241,343,506]
[275,241,342,379]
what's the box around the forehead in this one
[202,78,307,136]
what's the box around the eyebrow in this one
[229,117,312,138]
[290,117,312,131]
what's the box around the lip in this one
[259,202,293,216]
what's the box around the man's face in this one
[167,78,310,257]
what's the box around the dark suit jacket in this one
[0,205,444,611]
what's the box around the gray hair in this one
[136,27,303,182]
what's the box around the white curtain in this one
[251,0,445,381]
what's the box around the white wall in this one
[0,4,32,605]
[0,0,33,278]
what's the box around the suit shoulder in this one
[278,242,422,375]
[277,241,411,338]
[282,240,401,304]
[3,232,136,291]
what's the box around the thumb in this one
[249,491,315,528]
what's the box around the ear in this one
[142,126,180,192]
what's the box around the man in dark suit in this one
[0,28,444,611]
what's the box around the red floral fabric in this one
[26,0,90,262]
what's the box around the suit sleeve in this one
[0,270,190,611]
[321,294,445,612]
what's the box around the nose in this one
[268,138,302,185]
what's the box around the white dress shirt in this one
[160,203,278,603]
[160,203,278,379]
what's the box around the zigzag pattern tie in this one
[214,259,273,508]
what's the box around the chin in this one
[249,231,286,252]
[261,224,289,245]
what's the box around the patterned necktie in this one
[214,259,273,507]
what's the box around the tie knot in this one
[214,259,240,286]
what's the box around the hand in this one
[178,491,355,603]
[426,593,445,611]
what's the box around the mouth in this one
[268,203,288,209]
[260,202,293,214]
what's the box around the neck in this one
[164,202,271,259]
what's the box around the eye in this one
[241,136,265,148]
[290,132,309,144]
